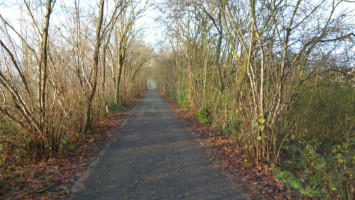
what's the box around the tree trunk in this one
[82,0,105,133]
[39,0,53,133]
[115,54,124,104]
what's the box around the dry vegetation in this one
[0,0,354,199]
[0,0,150,195]
[154,0,355,199]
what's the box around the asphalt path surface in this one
[74,89,248,200]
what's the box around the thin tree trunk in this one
[115,9,127,105]
[83,0,105,133]
[215,8,224,92]
[115,55,124,104]
[39,0,53,132]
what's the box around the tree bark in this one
[83,0,105,133]
[39,0,53,133]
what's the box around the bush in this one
[277,139,355,199]
[0,115,20,169]
[197,107,212,124]
[108,102,129,113]
[289,79,355,143]
[178,88,190,108]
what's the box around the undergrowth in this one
[196,107,212,124]
[275,139,354,199]
[108,102,130,113]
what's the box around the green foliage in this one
[274,78,355,199]
[227,120,241,137]
[251,112,266,141]
[0,115,19,135]
[108,102,129,113]
[178,88,190,108]
[278,139,355,199]
[123,98,134,106]
[196,107,212,124]
[58,136,74,153]
[59,185,71,194]
[59,137,67,150]
[0,115,22,174]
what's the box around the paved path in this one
[74,89,247,200]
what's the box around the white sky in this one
[135,0,355,48]
[135,0,165,48]
[0,0,166,47]
[0,0,354,49]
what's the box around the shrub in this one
[277,139,355,199]
[178,90,190,108]
[0,115,22,173]
[197,107,212,124]
[108,102,129,113]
